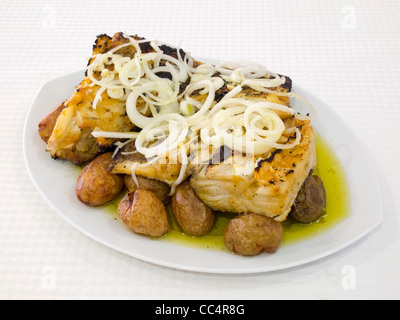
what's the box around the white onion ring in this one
[135,113,189,159]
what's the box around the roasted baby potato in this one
[38,101,67,143]
[171,181,215,236]
[290,175,327,223]
[124,175,171,204]
[224,213,283,256]
[118,190,169,237]
[75,152,124,206]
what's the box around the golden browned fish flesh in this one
[44,32,191,164]
[110,140,186,187]
[189,118,316,221]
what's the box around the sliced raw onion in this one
[84,34,316,192]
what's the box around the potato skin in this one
[224,213,283,256]
[38,101,67,143]
[118,190,169,237]
[290,175,327,224]
[171,181,215,236]
[124,175,171,204]
[75,152,124,206]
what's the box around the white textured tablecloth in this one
[1,0,399,300]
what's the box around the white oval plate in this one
[23,68,383,274]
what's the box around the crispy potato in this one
[224,213,283,256]
[75,152,124,206]
[290,175,327,223]
[118,190,169,237]
[124,175,171,204]
[171,181,215,236]
[38,101,67,143]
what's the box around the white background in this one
[1,0,399,299]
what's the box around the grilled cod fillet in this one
[110,70,316,221]
[45,32,292,165]
[45,32,189,164]
[41,32,317,221]
[189,118,316,221]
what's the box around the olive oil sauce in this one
[96,133,350,251]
